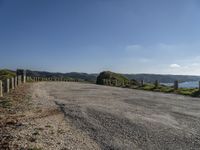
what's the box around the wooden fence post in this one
[26,76,29,82]
[199,81,200,91]
[20,76,22,84]
[155,80,159,88]
[17,69,26,83]
[141,80,144,86]
[0,80,3,97]
[11,77,14,90]
[174,80,179,90]
[23,70,26,83]
[15,76,18,87]
[6,79,10,93]
[17,76,19,85]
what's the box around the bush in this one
[177,88,200,97]
[96,71,132,87]
[141,83,155,91]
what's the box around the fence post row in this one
[0,69,28,97]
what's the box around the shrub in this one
[96,71,131,87]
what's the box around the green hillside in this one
[0,69,16,81]
[96,71,138,87]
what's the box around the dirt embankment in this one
[0,83,32,149]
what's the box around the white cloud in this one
[191,63,199,66]
[170,64,181,68]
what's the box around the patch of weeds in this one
[153,89,161,92]
[191,90,200,97]
[177,88,200,97]
[141,83,155,91]
[159,86,174,93]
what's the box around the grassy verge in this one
[131,83,200,97]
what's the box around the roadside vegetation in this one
[96,71,200,97]
[96,71,130,85]
[0,69,16,81]
[139,83,200,96]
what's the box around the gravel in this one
[4,82,200,149]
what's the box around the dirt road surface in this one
[3,82,200,150]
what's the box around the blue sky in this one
[1,0,200,75]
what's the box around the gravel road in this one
[25,82,200,149]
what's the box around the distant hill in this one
[26,70,97,82]
[1,69,200,83]
[26,70,200,83]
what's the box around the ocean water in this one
[162,81,199,88]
